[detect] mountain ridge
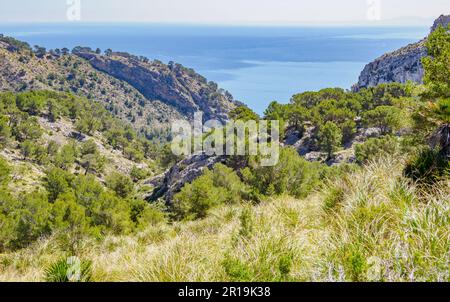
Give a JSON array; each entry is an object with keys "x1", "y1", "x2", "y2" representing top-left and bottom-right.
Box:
[
  {"x1": 0, "y1": 36, "x2": 237, "y2": 139},
  {"x1": 353, "y1": 14, "x2": 450, "y2": 91}
]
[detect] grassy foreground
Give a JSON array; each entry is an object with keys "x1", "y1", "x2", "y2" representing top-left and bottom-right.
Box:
[{"x1": 0, "y1": 157, "x2": 448, "y2": 282}]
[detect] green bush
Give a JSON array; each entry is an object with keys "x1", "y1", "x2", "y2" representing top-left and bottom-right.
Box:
[
  {"x1": 130, "y1": 166, "x2": 149, "y2": 182},
  {"x1": 136, "y1": 204, "x2": 167, "y2": 229},
  {"x1": 222, "y1": 255, "x2": 253, "y2": 281},
  {"x1": 172, "y1": 163, "x2": 248, "y2": 220},
  {"x1": 71, "y1": 175, "x2": 133, "y2": 234},
  {"x1": 53, "y1": 142, "x2": 77, "y2": 170},
  {"x1": 45, "y1": 257, "x2": 92, "y2": 282},
  {"x1": 0, "y1": 191, "x2": 52, "y2": 251},
  {"x1": 210, "y1": 164, "x2": 246, "y2": 204},
  {"x1": 14, "y1": 116, "x2": 43, "y2": 142},
  {"x1": 244, "y1": 147, "x2": 323, "y2": 198},
  {"x1": 0, "y1": 157, "x2": 11, "y2": 186},
  {"x1": 51, "y1": 195, "x2": 92, "y2": 252},
  {"x1": 362, "y1": 106, "x2": 403, "y2": 135},
  {"x1": 318, "y1": 121, "x2": 343, "y2": 159},
  {"x1": 0, "y1": 116, "x2": 11, "y2": 147},
  {"x1": 173, "y1": 170, "x2": 226, "y2": 220},
  {"x1": 44, "y1": 168, "x2": 73, "y2": 202},
  {"x1": 355, "y1": 136, "x2": 399, "y2": 164},
  {"x1": 106, "y1": 172, "x2": 134, "y2": 198},
  {"x1": 404, "y1": 148, "x2": 449, "y2": 183}
]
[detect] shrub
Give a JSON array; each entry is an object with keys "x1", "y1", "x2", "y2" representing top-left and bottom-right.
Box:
[
  {"x1": 79, "y1": 142, "x2": 105, "y2": 175},
  {"x1": 222, "y1": 256, "x2": 253, "y2": 281},
  {"x1": 124, "y1": 146, "x2": 144, "y2": 162},
  {"x1": 71, "y1": 175, "x2": 133, "y2": 234},
  {"x1": 130, "y1": 166, "x2": 149, "y2": 182},
  {"x1": 404, "y1": 148, "x2": 449, "y2": 183},
  {"x1": 362, "y1": 106, "x2": 403, "y2": 135},
  {"x1": 318, "y1": 121, "x2": 343, "y2": 159},
  {"x1": 172, "y1": 163, "x2": 248, "y2": 220},
  {"x1": 80, "y1": 139, "x2": 98, "y2": 156},
  {"x1": 287, "y1": 105, "x2": 310, "y2": 135},
  {"x1": 244, "y1": 147, "x2": 323, "y2": 198},
  {"x1": 0, "y1": 192, "x2": 52, "y2": 251},
  {"x1": 44, "y1": 168, "x2": 73, "y2": 202},
  {"x1": 210, "y1": 164, "x2": 245, "y2": 204},
  {"x1": 355, "y1": 136, "x2": 399, "y2": 164},
  {"x1": 51, "y1": 195, "x2": 92, "y2": 252},
  {"x1": 0, "y1": 116, "x2": 11, "y2": 147},
  {"x1": 0, "y1": 157, "x2": 11, "y2": 186},
  {"x1": 14, "y1": 117, "x2": 43, "y2": 142},
  {"x1": 106, "y1": 172, "x2": 134, "y2": 198},
  {"x1": 341, "y1": 120, "x2": 357, "y2": 144},
  {"x1": 137, "y1": 204, "x2": 167, "y2": 229},
  {"x1": 173, "y1": 170, "x2": 226, "y2": 220},
  {"x1": 422, "y1": 24, "x2": 450, "y2": 98},
  {"x1": 45, "y1": 257, "x2": 92, "y2": 282},
  {"x1": 53, "y1": 143, "x2": 77, "y2": 170}
]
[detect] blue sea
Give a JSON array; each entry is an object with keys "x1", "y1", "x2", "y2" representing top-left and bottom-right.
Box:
[{"x1": 0, "y1": 23, "x2": 428, "y2": 114}]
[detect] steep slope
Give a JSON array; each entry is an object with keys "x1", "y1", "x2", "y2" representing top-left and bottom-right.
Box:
[
  {"x1": 353, "y1": 40, "x2": 426, "y2": 90},
  {"x1": 0, "y1": 36, "x2": 236, "y2": 137},
  {"x1": 1, "y1": 157, "x2": 448, "y2": 282},
  {"x1": 0, "y1": 91, "x2": 156, "y2": 192},
  {"x1": 73, "y1": 49, "x2": 236, "y2": 122},
  {"x1": 353, "y1": 15, "x2": 450, "y2": 91}
]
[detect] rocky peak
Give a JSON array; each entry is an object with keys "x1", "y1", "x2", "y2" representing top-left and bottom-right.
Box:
[
  {"x1": 431, "y1": 14, "x2": 450, "y2": 32},
  {"x1": 353, "y1": 15, "x2": 449, "y2": 91}
]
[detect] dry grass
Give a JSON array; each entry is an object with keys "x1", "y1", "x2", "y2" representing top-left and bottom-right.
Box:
[{"x1": 0, "y1": 157, "x2": 448, "y2": 282}]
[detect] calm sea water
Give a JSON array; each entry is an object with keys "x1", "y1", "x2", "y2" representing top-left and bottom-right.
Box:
[{"x1": 0, "y1": 23, "x2": 428, "y2": 114}]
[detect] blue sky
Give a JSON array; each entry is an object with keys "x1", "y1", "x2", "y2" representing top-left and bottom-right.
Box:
[{"x1": 0, "y1": 0, "x2": 449, "y2": 25}]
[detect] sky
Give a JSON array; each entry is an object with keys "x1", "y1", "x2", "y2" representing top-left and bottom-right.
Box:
[{"x1": 0, "y1": 0, "x2": 449, "y2": 25}]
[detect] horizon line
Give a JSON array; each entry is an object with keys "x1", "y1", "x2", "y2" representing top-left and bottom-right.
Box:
[{"x1": 0, "y1": 17, "x2": 436, "y2": 28}]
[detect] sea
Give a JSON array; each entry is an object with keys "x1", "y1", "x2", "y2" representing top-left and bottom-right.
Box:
[{"x1": 0, "y1": 23, "x2": 429, "y2": 114}]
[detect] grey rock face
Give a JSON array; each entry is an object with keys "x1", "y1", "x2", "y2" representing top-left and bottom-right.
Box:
[
  {"x1": 353, "y1": 40, "x2": 427, "y2": 91},
  {"x1": 147, "y1": 152, "x2": 226, "y2": 203},
  {"x1": 74, "y1": 51, "x2": 236, "y2": 122},
  {"x1": 431, "y1": 15, "x2": 450, "y2": 32},
  {"x1": 353, "y1": 15, "x2": 450, "y2": 91}
]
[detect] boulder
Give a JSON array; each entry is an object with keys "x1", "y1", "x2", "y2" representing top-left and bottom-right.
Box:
[{"x1": 146, "y1": 152, "x2": 226, "y2": 203}]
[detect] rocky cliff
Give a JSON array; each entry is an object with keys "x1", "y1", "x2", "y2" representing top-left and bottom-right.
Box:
[
  {"x1": 73, "y1": 49, "x2": 235, "y2": 122},
  {"x1": 147, "y1": 152, "x2": 227, "y2": 203},
  {"x1": 353, "y1": 15, "x2": 450, "y2": 91},
  {"x1": 0, "y1": 36, "x2": 236, "y2": 137}
]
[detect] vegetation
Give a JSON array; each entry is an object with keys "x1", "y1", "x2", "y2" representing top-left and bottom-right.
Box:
[
  {"x1": 0, "y1": 91, "x2": 165, "y2": 253},
  {"x1": 44, "y1": 257, "x2": 92, "y2": 282},
  {"x1": 0, "y1": 26, "x2": 448, "y2": 282},
  {"x1": 355, "y1": 136, "x2": 399, "y2": 164},
  {"x1": 0, "y1": 157, "x2": 447, "y2": 282},
  {"x1": 263, "y1": 83, "x2": 412, "y2": 159},
  {"x1": 318, "y1": 121, "x2": 343, "y2": 159}
]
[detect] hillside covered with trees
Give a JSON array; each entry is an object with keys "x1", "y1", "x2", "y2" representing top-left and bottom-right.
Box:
[
  {"x1": 0, "y1": 25, "x2": 448, "y2": 282},
  {"x1": 0, "y1": 35, "x2": 236, "y2": 141}
]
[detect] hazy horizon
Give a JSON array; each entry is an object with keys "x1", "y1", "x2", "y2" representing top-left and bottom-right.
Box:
[
  {"x1": 0, "y1": 0, "x2": 448, "y2": 26},
  {"x1": 0, "y1": 23, "x2": 428, "y2": 113}
]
